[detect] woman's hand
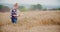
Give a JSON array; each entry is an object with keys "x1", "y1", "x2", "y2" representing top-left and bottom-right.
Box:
[
  {"x1": 13, "y1": 15, "x2": 17, "y2": 16},
  {"x1": 18, "y1": 15, "x2": 20, "y2": 17}
]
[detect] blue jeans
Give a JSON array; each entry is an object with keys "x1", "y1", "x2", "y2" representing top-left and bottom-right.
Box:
[{"x1": 11, "y1": 17, "x2": 17, "y2": 23}]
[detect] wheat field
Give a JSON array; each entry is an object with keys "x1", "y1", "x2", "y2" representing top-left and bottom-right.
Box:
[{"x1": 0, "y1": 11, "x2": 60, "y2": 32}]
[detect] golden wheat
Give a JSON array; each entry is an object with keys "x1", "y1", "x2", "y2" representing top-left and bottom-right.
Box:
[{"x1": 0, "y1": 11, "x2": 60, "y2": 32}]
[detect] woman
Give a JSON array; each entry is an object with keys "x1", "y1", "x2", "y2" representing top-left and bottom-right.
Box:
[{"x1": 11, "y1": 3, "x2": 20, "y2": 24}]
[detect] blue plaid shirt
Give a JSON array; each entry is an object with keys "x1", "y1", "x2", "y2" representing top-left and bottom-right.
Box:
[{"x1": 11, "y1": 9, "x2": 17, "y2": 18}]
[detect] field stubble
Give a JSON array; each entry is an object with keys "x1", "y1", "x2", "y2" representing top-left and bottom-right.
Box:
[{"x1": 0, "y1": 11, "x2": 60, "y2": 32}]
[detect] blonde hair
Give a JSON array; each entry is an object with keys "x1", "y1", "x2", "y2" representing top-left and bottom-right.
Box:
[{"x1": 14, "y1": 3, "x2": 18, "y2": 7}]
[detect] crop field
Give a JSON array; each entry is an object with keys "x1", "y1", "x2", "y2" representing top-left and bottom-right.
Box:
[{"x1": 0, "y1": 10, "x2": 60, "y2": 32}]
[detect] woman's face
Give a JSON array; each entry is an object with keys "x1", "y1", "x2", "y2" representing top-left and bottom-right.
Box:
[{"x1": 14, "y1": 6, "x2": 18, "y2": 9}]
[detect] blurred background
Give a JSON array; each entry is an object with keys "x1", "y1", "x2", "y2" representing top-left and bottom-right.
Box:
[
  {"x1": 0, "y1": 0, "x2": 60, "y2": 32},
  {"x1": 0, "y1": 0, "x2": 60, "y2": 12}
]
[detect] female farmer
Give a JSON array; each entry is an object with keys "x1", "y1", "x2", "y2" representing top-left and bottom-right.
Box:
[{"x1": 11, "y1": 3, "x2": 20, "y2": 24}]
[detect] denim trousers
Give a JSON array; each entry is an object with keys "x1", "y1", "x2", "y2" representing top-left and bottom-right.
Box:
[{"x1": 11, "y1": 17, "x2": 17, "y2": 23}]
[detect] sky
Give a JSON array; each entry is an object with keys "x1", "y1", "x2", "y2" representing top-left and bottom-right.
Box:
[
  {"x1": 0, "y1": 0, "x2": 60, "y2": 9},
  {"x1": 0, "y1": 0, "x2": 60, "y2": 5}
]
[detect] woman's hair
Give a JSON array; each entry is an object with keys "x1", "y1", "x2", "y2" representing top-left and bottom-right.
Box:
[{"x1": 14, "y1": 3, "x2": 18, "y2": 7}]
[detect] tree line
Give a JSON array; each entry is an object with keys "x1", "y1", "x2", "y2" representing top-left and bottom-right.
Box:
[{"x1": 0, "y1": 4, "x2": 60, "y2": 12}]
